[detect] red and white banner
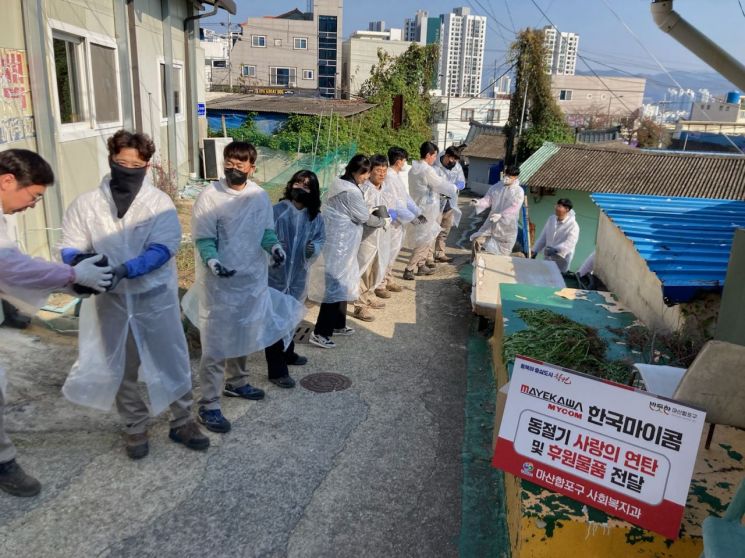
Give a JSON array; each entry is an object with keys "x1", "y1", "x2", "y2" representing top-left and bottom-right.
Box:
[{"x1": 493, "y1": 356, "x2": 706, "y2": 539}]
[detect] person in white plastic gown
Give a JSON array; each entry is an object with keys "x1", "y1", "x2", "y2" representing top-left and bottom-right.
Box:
[
  {"x1": 531, "y1": 198, "x2": 580, "y2": 273},
  {"x1": 432, "y1": 146, "x2": 467, "y2": 262},
  {"x1": 268, "y1": 169, "x2": 325, "y2": 366},
  {"x1": 469, "y1": 165, "x2": 525, "y2": 256},
  {"x1": 0, "y1": 149, "x2": 113, "y2": 496},
  {"x1": 353, "y1": 155, "x2": 393, "y2": 322},
  {"x1": 307, "y1": 155, "x2": 384, "y2": 348},
  {"x1": 183, "y1": 141, "x2": 306, "y2": 432},
  {"x1": 60, "y1": 130, "x2": 209, "y2": 460},
  {"x1": 377, "y1": 146, "x2": 421, "y2": 294},
  {"x1": 403, "y1": 142, "x2": 457, "y2": 280}
]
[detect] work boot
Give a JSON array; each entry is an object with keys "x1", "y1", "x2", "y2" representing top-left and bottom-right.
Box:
[
  {"x1": 425, "y1": 259, "x2": 436, "y2": 268},
  {"x1": 374, "y1": 288, "x2": 391, "y2": 299},
  {"x1": 125, "y1": 432, "x2": 149, "y2": 460},
  {"x1": 287, "y1": 354, "x2": 308, "y2": 365},
  {"x1": 435, "y1": 254, "x2": 454, "y2": 263},
  {"x1": 402, "y1": 269, "x2": 415, "y2": 281},
  {"x1": 353, "y1": 306, "x2": 375, "y2": 322},
  {"x1": 169, "y1": 420, "x2": 210, "y2": 451},
  {"x1": 269, "y1": 375, "x2": 296, "y2": 389},
  {"x1": 368, "y1": 299, "x2": 385, "y2": 309},
  {"x1": 385, "y1": 281, "x2": 403, "y2": 293},
  {"x1": 416, "y1": 265, "x2": 435, "y2": 276},
  {"x1": 0, "y1": 459, "x2": 41, "y2": 497}
]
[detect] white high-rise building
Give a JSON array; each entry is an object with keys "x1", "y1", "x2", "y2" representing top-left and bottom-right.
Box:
[
  {"x1": 543, "y1": 26, "x2": 579, "y2": 75},
  {"x1": 439, "y1": 7, "x2": 487, "y2": 97}
]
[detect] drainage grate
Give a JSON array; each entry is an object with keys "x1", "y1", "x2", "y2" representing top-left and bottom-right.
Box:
[
  {"x1": 300, "y1": 373, "x2": 352, "y2": 393},
  {"x1": 293, "y1": 322, "x2": 314, "y2": 344}
]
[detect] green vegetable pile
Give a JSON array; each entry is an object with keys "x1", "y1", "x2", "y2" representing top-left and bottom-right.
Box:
[{"x1": 502, "y1": 309, "x2": 633, "y2": 383}]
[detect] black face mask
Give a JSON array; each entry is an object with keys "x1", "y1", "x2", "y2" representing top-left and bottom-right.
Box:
[
  {"x1": 224, "y1": 167, "x2": 249, "y2": 186},
  {"x1": 441, "y1": 156, "x2": 456, "y2": 170},
  {"x1": 290, "y1": 189, "x2": 313, "y2": 206},
  {"x1": 109, "y1": 162, "x2": 148, "y2": 218}
]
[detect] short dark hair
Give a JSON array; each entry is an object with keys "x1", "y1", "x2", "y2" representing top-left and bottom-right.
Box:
[
  {"x1": 504, "y1": 165, "x2": 520, "y2": 177},
  {"x1": 420, "y1": 141, "x2": 438, "y2": 159},
  {"x1": 369, "y1": 154, "x2": 388, "y2": 170},
  {"x1": 107, "y1": 130, "x2": 156, "y2": 162},
  {"x1": 0, "y1": 149, "x2": 55, "y2": 188},
  {"x1": 223, "y1": 141, "x2": 258, "y2": 164},
  {"x1": 281, "y1": 169, "x2": 322, "y2": 220},
  {"x1": 444, "y1": 146, "x2": 461, "y2": 160},
  {"x1": 556, "y1": 198, "x2": 573, "y2": 210},
  {"x1": 341, "y1": 154, "x2": 371, "y2": 182},
  {"x1": 388, "y1": 146, "x2": 408, "y2": 166}
]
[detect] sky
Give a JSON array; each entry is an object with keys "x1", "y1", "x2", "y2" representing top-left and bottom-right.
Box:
[{"x1": 204, "y1": 0, "x2": 745, "y2": 83}]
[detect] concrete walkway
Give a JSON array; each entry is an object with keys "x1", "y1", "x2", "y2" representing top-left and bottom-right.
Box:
[{"x1": 0, "y1": 241, "x2": 473, "y2": 556}]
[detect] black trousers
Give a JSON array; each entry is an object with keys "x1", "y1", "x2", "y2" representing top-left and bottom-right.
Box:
[
  {"x1": 264, "y1": 339, "x2": 289, "y2": 379},
  {"x1": 314, "y1": 301, "x2": 347, "y2": 337}
]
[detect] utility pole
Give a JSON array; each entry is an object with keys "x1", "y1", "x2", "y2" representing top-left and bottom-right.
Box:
[
  {"x1": 518, "y1": 75, "x2": 530, "y2": 137},
  {"x1": 227, "y1": 13, "x2": 233, "y2": 91},
  {"x1": 443, "y1": 87, "x2": 452, "y2": 149}
]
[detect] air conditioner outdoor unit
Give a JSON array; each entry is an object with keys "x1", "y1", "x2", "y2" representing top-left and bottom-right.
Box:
[{"x1": 203, "y1": 137, "x2": 233, "y2": 180}]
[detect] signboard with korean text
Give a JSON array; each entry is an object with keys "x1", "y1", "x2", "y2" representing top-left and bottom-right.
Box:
[
  {"x1": 196, "y1": 102, "x2": 206, "y2": 117},
  {"x1": 493, "y1": 356, "x2": 706, "y2": 539},
  {"x1": 0, "y1": 48, "x2": 35, "y2": 145}
]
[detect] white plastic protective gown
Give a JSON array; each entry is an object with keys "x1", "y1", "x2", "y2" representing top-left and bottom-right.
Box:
[
  {"x1": 404, "y1": 160, "x2": 457, "y2": 249},
  {"x1": 307, "y1": 178, "x2": 368, "y2": 303},
  {"x1": 268, "y1": 200, "x2": 326, "y2": 301},
  {"x1": 60, "y1": 177, "x2": 192, "y2": 414},
  {"x1": 357, "y1": 179, "x2": 391, "y2": 287},
  {"x1": 381, "y1": 168, "x2": 419, "y2": 276},
  {"x1": 183, "y1": 180, "x2": 306, "y2": 360},
  {"x1": 532, "y1": 210, "x2": 580, "y2": 273},
  {"x1": 433, "y1": 154, "x2": 464, "y2": 228},
  {"x1": 469, "y1": 180, "x2": 525, "y2": 256}
]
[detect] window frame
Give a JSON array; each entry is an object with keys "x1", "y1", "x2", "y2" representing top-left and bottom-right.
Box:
[
  {"x1": 302, "y1": 69, "x2": 314, "y2": 80},
  {"x1": 47, "y1": 19, "x2": 123, "y2": 141},
  {"x1": 486, "y1": 109, "x2": 500, "y2": 123},
  {"x1": 252, "y1": 35, "x2": 266, "y2": 48},
  {"x1": 460, "y1": 108, "x2": 474, "y2": 122},
  {"x1": 269, "y1": 66, "x2": 297, "y2": 87},
  {"x1": 242, "y1": 65, "x2": 257, "y2": 78},
  {"x1": 158, "y1": 59, "x2": 186, "y2": 124},
  {"x1": 294, "y1": 37, "x2": 308, "y2": 50},
  {"x1": 559, "y1": 89, "x2": 573, "y2": 101}
]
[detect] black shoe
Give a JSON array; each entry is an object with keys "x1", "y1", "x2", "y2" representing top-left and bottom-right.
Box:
[
  {"x1": 223, "y1": 382, "x2": 265, "y2": 400},
  {"x1": 198, "y1": 407, "x2": 232, "y2": 434},
  {"x1": 287, "y1": 354, "x2": 308, "y2": 366},
  {"x1": 0, "y1": 459, "x2": 41, "y2": 497},
  {"x1": 169, "y1": 420, "x2": 210, "y2": 451},
  {"x1": 269, "y1": 375, "x2": 296, "y2": 389},
  {"x1": 403, "y1": 269, "x2": 415, "y2": 281},
  {"x1": 125, "y1": 432, "x2": 149, "y2": 460}
]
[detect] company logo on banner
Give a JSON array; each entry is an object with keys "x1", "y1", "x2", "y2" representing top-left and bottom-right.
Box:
[{"x1": 493, "y1": 356, "x2": 706, "y2": 539}]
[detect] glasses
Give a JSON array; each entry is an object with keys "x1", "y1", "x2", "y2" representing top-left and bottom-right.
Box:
[{"x1": 26, "y1": 190, "x2": 44, "y2": 204}]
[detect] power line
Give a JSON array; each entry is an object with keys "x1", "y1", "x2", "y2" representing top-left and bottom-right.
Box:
[
  {"x1": 738, "y1": 0, "x2": 745, "y2": 18},
  {"x1": 502, "y1": 0, "x2": 517, "y2": 33}
]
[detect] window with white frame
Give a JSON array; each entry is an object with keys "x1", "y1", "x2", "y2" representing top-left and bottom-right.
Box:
[
  {"x1": 294, "y1": 37, "x2": 308, "y2": 50},
  {"x1": 486, "y1": 109, "x2": 500, "y2": 123},
  {"x1": 252, "y1": 35, "x2": 266, "y2": 47},
  {"x1": 559, "y1": 89, "x2": 573, "y2": 101},
  {"x1": 302, "y1": 69, "x2": 314, "y2": 80},
  {"x1": 50, "y1": 23, "x2": 121, "y2": 129},
  {"x1": 242, "y1": 65, "x2": 256, "y2": 77},
  {"x1": 160, "y1": 62, "x2": 183, "y2": 119},
  {"x1": 270, "y1": 67, "x2": 296, "y2": 87},
  {"x1": 461, "y1": 108, "x2": 474, "y2": 122}
]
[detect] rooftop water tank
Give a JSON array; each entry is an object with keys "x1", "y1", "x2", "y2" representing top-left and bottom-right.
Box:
[{"x1": 726, "y1": 91, "x2": 741, "y2": 104}]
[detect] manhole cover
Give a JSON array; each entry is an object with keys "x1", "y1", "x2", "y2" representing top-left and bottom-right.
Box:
[{"x1": 300, "y1": 373, "x2": 352, "y2": 393}]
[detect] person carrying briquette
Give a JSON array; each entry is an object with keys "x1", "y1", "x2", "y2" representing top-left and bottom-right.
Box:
[
  {"x1": 183, "y1": 141, "x2": 306, "y2": 434},
  {"x1": 353, "y1": 154, "x2": 392, "y2": 323},
  {"x1": 0, "y1": 149, "x2": 113, "y2": 496},
  {"x1": 268, "y1": 169, "x2": 325, "y2": 369},
  {"x1": 402, "y1": 142, "x2": 458, "y2": 281},
  {"x1": 531, "y1": 198, "x2": 580, "y2": 273},
  {"x1": 469, "y1": 165, "x2": 524, "y2": 256},
  {"x1": 60, "y1": 130, "x2": 209, "y2": 461},
  {"x1": 432, "y1": 145, "x2": 466, "y2": 263},
  {"x1": 307, "y1": 154, "x2": 385, "y2": 348}
]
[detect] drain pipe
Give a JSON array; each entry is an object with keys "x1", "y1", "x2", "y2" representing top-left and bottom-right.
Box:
[{"x1": 651, "y1": 0, "x2": 745, "y2": 91}]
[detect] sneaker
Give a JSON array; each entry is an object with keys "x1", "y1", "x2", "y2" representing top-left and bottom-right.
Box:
[
  {"x1": 198, "y1": 407, "x2": 232, "y2": 434},
  {"x1": 309, "y1": 332, "x2": 336, "y2": 348},
  {"x1": 333, "y1": 326, "x2": 355, "y2": 336},
  {"x1": 353, "y1": 306, "x2": 375, "y2": 322},
  {"x1": 0, "y1": 459, "x2": 41, "y2": 497},
  {"x1": 416, "y1": 265, "x2": 435, "y2": 276},
  {"x1": 386, "y1": 282, "x2": 403, "y2": 293},
  {"x1": 269, "y1": 375, "x2": 296, "y2": 389},
  {"x1": 224, "y1": 382, "x2": 265, "y2": 401},
  {"x1": 374, "y1": 288, "x2": 391, "y2": 299},
  {"x1": 125, "y1": 432, "x2": 149, "y2": 460},
  {"x1": 287, "y1": 354, "x2": 308, "y2": 366},
  {"x1": 402, "y1": 269, "x2": 415, "y2": 281},
  {"x1": 435, "y1": 254, "x2": 454, "y2": 263},
  {"x1": 169, "y1": 420, "x2": 210, "y2": 451}
]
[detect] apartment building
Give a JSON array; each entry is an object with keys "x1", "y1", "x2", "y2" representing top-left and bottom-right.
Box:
[
  {"x1": 543, "y1": 26, "x2": 579, "y2": 76},
  {"x1": 438, "y1": 7, "x2": 486, "y2": 98}
]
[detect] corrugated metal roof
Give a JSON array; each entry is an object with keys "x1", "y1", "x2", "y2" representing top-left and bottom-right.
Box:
[
  {"x1": 592, "y1": 193, "x2": 745, "y2": 303},
  {"x1": 527, "y1": 144, "x2": 745, "y2": 199},
  {"x1": 518, "y1": 142, "x2": 560, "y2": 183}
]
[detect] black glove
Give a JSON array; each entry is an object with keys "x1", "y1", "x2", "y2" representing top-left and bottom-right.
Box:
[
  {"x1": 107, "y1": 264, "x2": 129, "y2": 291},
  {"x1": 70, "y1": 253, "x2": 110, "y2": 295},
  {"x1": 371, "y1": 205, "x2": 390, "y2": 219},
  {"x1": 208, "y1": 259, "x2": 237, "y2": 277}
]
